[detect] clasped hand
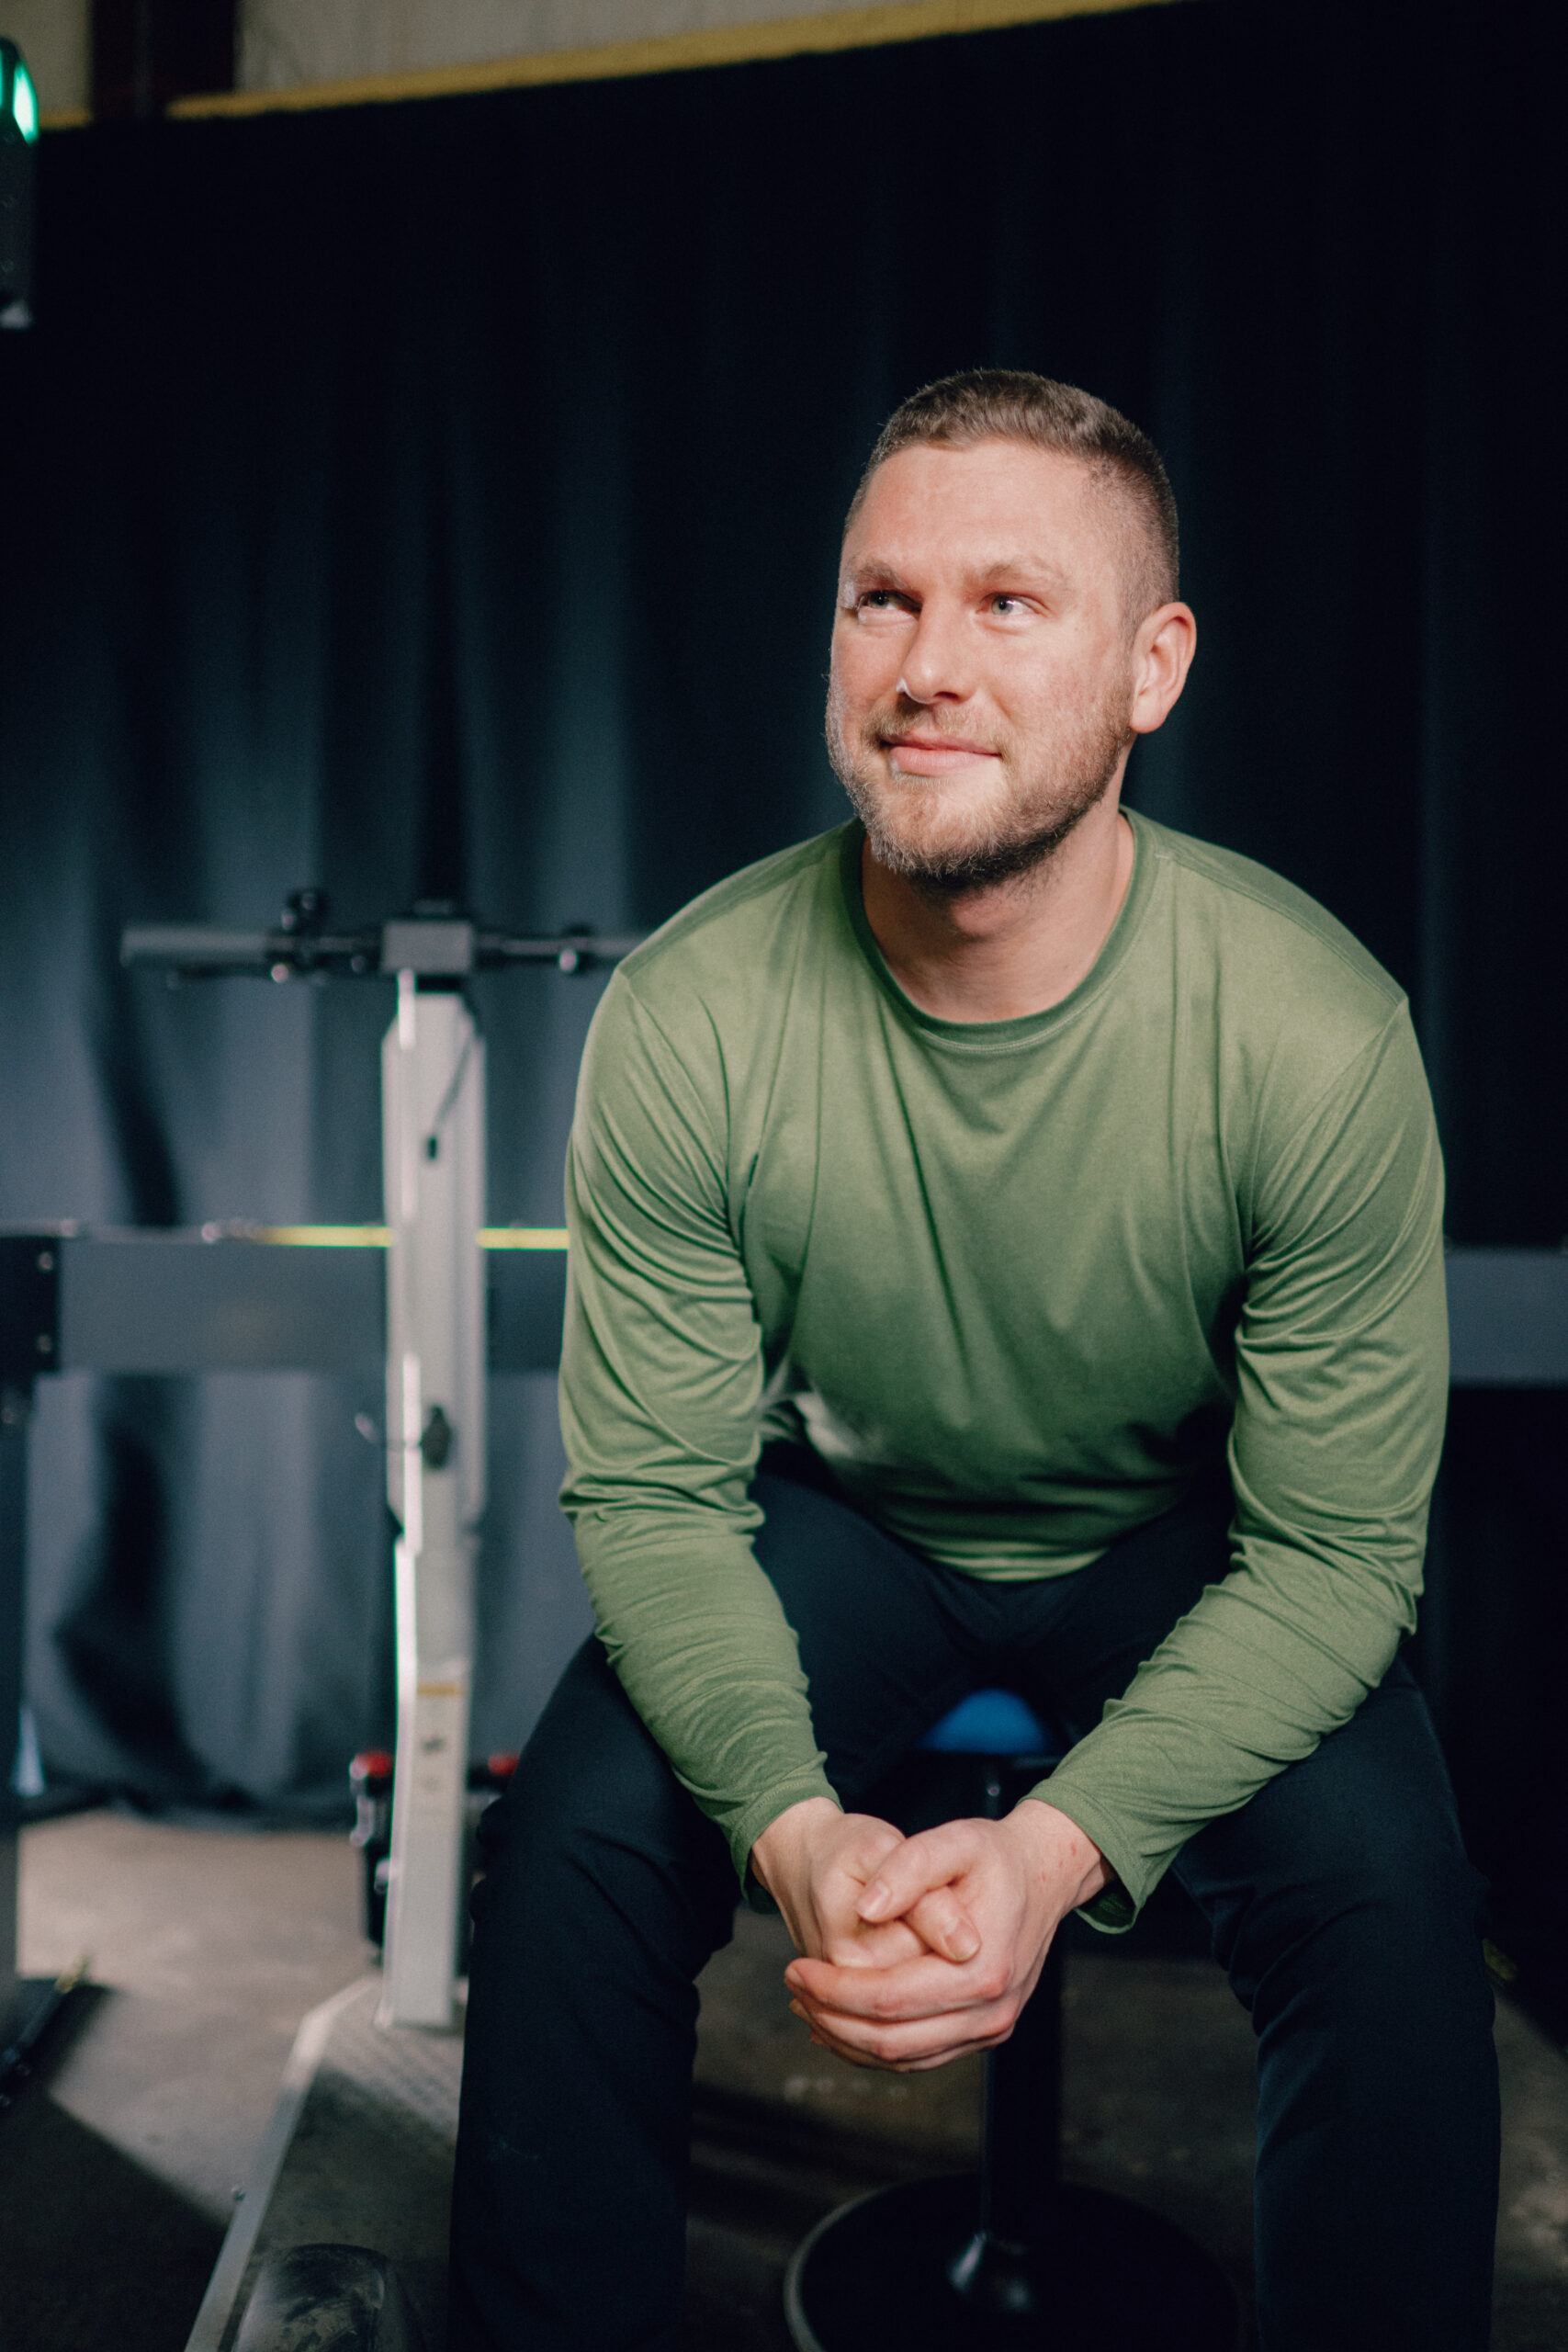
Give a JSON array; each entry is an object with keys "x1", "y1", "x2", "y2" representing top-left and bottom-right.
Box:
[{"x1": 750, "y1": 1794, "x2": 1109, "y2": 2075}]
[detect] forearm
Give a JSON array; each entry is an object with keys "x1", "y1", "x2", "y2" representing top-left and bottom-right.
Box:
[
  {"x1": 1043, "y1": 1510, "x2": 1427, "y2": 1916},
  {"x1": 574, "y1": 1511, "x2": 838, "y2": 1881}
]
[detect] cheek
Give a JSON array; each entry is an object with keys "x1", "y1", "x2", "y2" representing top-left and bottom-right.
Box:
[
  {"x1": 999, "y1": 645, "x2": 1111, "y2": 731},
  {"x1": 832, "y1": 625, "x2": 905, "y2": 708}
]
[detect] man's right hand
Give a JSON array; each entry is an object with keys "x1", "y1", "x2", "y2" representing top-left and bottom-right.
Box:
[{"x1": 750, "y1": 1797, "x2": 981, "y2": 1972}]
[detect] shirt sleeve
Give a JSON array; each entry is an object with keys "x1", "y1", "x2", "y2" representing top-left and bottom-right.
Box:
[
  {"x1": 558, "y1": 973, "x2": 839, "y2": 1886},
  {"x1": 1042, "y1": 1004, "x2": 1449, "y2": 1927}
]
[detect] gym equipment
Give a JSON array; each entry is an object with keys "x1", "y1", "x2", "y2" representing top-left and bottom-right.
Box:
[
  {"x1": 114, "y1": 891, "x2": 637, "y2": 2027},
  {"x1": 349, "y1": 1749, "x2": 517, "y2": 1954},
  {"x1": 0, "y1": 890, "x2": 636, "y2": 2059}
]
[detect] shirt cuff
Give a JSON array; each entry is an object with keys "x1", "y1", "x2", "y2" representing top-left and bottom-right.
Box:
[
  {"x1": 723, "y1": 1771, "x2": 842, "y2": 1905},
  {"x1": 1022, "y1": 1775, "x2": 1147, "y2": 1935}
]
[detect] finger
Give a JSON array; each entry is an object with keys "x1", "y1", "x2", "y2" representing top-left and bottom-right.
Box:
[
  {"x1": 794, "y1": 1996, "x2": 1017, "y2": 2072},
  {"x1": 820, "y1": 1916, "x2": 930, "y2": 1971},
  {"x1": 786, "y1": 1948, "x2": 1007, "y2": 2022},
  {"x1": 793, "y1": 2000, "x2": 882, "y2": 2070},
  {"x1": 904, "y1": 1886, "x2": 981, "y2": 1964},
  {"x1": 856, "y1": 1820, "x2": 987, "y2": 1923},
  {"x1": 830, "y1": 1901, "x2": 976, "y2": 1967}
]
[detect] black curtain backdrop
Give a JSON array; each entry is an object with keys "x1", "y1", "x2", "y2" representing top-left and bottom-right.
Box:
[{"x1": 1, "y1": 2, "x2": 1562, "y2": 1950}]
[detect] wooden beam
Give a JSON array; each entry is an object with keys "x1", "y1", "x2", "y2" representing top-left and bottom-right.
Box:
[{"x1": 168, "y1": 0, "x2": 1181, "y2": 123}]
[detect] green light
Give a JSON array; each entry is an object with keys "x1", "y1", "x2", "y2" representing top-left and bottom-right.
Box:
[{"x1": 12, "y1": 59, "x2": 37, "y2": 142}]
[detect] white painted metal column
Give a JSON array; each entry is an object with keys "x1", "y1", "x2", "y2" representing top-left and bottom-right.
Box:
[{"x1": 379, "y1": 970, "x2": 486, "y2": 2030}]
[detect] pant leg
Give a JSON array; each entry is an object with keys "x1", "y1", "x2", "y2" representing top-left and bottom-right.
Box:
[
  {"x1": 1175, "y1": 1663, "x2": 1498, "y2": 2352},
  {"x1": 1009, "y1": 1503, "x2": 1499, "y2": 2352},
  {"x1": 448, "y1": 1636, "x2": 737, "y2": 2352},
  {"x1": 448, "y1": 1462, "x2": 991, "y2": 2352}
]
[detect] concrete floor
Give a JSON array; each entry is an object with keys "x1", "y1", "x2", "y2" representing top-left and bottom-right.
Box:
[
  {"x1": 5, "y1": 1809, "x2": 1568, "y2": 2349},
  {"x1": 6, "y1": 1811, "x2": 369, "y2": 2352}
]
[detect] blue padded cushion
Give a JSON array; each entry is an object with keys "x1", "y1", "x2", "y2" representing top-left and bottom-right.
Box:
[{"x1": 919, "y1": 1689, "x2": 1053, "y2": 1757}]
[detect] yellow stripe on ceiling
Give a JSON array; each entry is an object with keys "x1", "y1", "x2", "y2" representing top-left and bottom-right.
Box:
[{"x1": 165, "y1": 0, "x2": 1179, "y2": 121}]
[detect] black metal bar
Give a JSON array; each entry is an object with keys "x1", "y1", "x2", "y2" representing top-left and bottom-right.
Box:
[
  {"x1": 0, "y1": 1237, "x2": 60, "y2": 1392},
  {"x1": 8, "y1": 1229, "x2": 567, "y2": 1378},
  {"x1": 120, "y1": 919, "x2": 644, "y2": 981},
  {"x1": 56, "y1": 1231, "x2": 385, "y2": 1375},
  {"x1": 0, "y1": 1389, "x2": 28, "y2": 2044},
  {"x1": 983, "y1": 1940, "x2": 1064, "y2": 2253}
]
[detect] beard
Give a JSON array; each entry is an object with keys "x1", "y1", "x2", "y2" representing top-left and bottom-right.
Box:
[{"x1": 826, "y1": 673, "x2": 1134, "y2": 894}]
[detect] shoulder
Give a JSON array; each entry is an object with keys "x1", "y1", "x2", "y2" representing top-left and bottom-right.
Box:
[
  {"x1": 1129, "y1": 817, "x2": 1431, "y2": 1172},
  {"x1": 1134, "y1": 814, "x2": 1407, "y2": 1059},
  {"x1": 620, "y1": 825, "x2": 849, "y2": 980},
  {"x1": 579, "y1": 825, "x2": 850, "y2": 1114},
  {"x1": 613, "y1": 825, "x2": 851, "y2": 1026},
  {"x1": 1138, "y1": 815, "x2": 1403, "y2": 1012}
]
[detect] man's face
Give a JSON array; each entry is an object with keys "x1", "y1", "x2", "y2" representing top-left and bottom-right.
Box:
[{"x1": 826, "y1": 438, "x2": 1143, "y2": 890}]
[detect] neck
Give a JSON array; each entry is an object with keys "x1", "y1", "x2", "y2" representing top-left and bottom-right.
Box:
[{"x1": 860, "y1": 794, "x2": 1135, "y2": 1023}]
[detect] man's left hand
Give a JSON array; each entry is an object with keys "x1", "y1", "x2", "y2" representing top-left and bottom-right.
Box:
[{"x1": 784, "y1": 1799, "x2": 1111, "y2": 2073}]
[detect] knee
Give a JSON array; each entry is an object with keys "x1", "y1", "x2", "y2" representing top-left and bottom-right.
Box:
[
  {"x1": 1242, "y1": 1871, "x2": 1490, "y2": 2064},
  {"x1": 1204, "y1": 1793, "x2": 1488, "y2": 2018},
  {"x1": 479, "y1": 1637, "x2": 680, "y2": 1864},
  {"x1": 468, "y1": 1640, "x2": 734, "y2": 1961}
]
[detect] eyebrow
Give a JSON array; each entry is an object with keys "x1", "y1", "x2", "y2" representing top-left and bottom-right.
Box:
[{"x1": 842, "y1": 550, "x2": 1073, "y2": 594}]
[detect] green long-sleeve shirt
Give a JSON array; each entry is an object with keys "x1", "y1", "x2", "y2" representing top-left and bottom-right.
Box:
[{"x1": 558, "y1": 813, "x2": 1447, "y2": 1922}]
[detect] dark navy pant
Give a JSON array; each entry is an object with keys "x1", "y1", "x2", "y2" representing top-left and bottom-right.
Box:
[{"x1": 450, "y1": 1458, "x2": 1500, "y2": 2350}]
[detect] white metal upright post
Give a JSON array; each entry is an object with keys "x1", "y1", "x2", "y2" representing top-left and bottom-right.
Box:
[{"x1": 379, "y1": 971, "x2": 486, "y2": 2030}]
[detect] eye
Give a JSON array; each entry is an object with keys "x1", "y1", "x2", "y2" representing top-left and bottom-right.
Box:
[
  {"x1": 987, "y1": 593, "x2": 1032, "y2": 617},
  {"x1": 850, "y1": 587, "x2": 916, "y2": 624}
]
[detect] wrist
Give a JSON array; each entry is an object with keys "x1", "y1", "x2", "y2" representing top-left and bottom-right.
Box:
[
  {"x1": 1006, "y1": 1796, "x2": 1112, "y2": 1910},
  {"x1": 750, "y1": 1796, "x2": 842, "y2": 1900}
]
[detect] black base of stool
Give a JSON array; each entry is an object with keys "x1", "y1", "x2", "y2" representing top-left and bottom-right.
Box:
[{"x1": 784, "y1": 2174, "x2": 1238, "y2": 2352}]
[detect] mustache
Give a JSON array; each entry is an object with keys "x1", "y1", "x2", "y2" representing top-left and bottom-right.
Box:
[{"x1": 858, "y1": 694, "x2": 1006, "y2": 761}]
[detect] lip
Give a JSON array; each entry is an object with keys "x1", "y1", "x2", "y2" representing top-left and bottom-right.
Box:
[{"x1": 881, "y1": 734, "x2": 1001, "y2": 774}]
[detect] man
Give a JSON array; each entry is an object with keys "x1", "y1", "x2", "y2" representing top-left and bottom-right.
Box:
[{"x1": 451, "y1": 372, "x2": 1498, "y2": 2351}]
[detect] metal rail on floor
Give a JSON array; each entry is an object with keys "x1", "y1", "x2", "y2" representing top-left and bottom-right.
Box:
[{"x1": 183, "y1": 1976, "x2": 379, "y2": 2352}]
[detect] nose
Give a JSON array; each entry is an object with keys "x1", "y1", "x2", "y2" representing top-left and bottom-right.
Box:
[{"x1": 897, "y1": 601, "x2": 974, "y2": 704}]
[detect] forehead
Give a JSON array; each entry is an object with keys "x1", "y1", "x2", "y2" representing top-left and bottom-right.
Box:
[{"x1": 843, "y1": 438, "x2": 1115, "y2": 579}]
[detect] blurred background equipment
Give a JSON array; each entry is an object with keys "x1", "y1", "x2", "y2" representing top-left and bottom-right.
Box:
[
  {"x1": 101, "y1": 899, "x2": 633, "y2": 2028},
  {"x1": 0, "y1": 36, "x2": 38, "y2": 325}
]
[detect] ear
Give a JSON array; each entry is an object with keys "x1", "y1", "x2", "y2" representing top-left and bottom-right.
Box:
[{"x1": 1128, "y1": 603, "x2": 1197, "y2": 736}]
